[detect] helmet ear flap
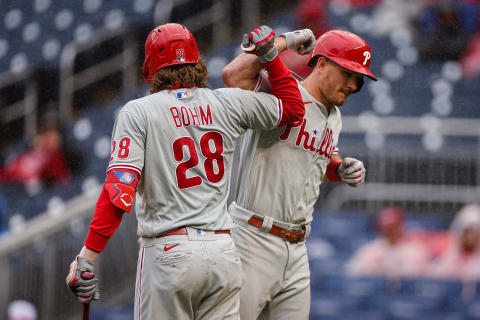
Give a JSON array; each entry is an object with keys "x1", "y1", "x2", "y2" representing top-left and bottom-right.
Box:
[{"x1": 354, "y1": 76, "x2": 364, "y2": 93}]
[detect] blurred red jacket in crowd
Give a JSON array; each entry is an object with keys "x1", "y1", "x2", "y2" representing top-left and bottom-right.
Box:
[{"x1": 0, "y1": 127, "x2": 71, "y2": 186}]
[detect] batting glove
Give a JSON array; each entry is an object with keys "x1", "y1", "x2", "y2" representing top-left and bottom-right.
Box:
[
  {"x1": 66, "y1": 256, "x2": 100, "y2": 304},
  {"x1": 248, "y1": 26, "x2": 278, "y2": 63},
  {"x1": 338, "y1": 157, "x2": 366, "y2": 187},
  {"x1": 282, "y1": 29, "x2": 316, "y2": 55}
]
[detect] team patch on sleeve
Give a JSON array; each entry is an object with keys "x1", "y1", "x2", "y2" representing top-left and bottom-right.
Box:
[
  {"x1": 105, "y1": 183, "x2": 136, "y2": 213},
  {"x1": 113, "y1": 170, "x2": 136, "y2": 184},
  {"x1": 104, "y1": 169, "x2": 139, "y2": 213}
]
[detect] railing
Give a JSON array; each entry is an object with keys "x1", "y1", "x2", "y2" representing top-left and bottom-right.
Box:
[
  {"x1": 0, "y1": 186, "x2": 139, "y2": 319},
  {"x1": 0, "y1": 71, "x2": 38, "y2": 141},
  {"x1": 58, "y1": 25, "x2": 138, "y2": 122},
  {"x1": 319, "y1": 116, "x2": 480, "y2": 214},
  {"x1": 154, "y1": 0, "x2": 232, "y2": 46}
]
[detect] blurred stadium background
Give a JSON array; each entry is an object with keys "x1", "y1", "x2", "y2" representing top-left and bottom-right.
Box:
[{"x1": 1, "y1": 0, "x2": 480, "y2": 319}]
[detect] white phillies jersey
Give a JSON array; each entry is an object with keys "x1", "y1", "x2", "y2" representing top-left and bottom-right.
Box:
[
  {"x1": 107, "y1": 87, "x2": 283, "y2": 237},
  {"x1": 235, "y1": 72, "x2": 342, "y2": 225}
]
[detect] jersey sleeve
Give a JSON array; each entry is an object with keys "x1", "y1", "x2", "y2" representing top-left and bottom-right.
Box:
[
  {"x1": 107, "y1": 104, "x2": 146, "y2": 175},
  {"x1": 217, "y1": 87, "x2": 283, "y2": 131},
  {"x1": 254, "y1": 70, "x2": 272, "y2": 94}
]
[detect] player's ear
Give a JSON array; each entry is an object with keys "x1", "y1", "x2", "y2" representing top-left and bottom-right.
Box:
[{"x1": 315, "y1": 57, "x2": 329, "y2": 71}]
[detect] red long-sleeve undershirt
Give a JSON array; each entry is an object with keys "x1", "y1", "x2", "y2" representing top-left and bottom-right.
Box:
[
  {"x1": 84, "y1": 168, "x2": 139, "y2": 252},
  {"x1": 262, "y1": 55, "x2": 305, "y2": 126},
  {"x1": 84, "y1": 185, "x2": 124, "y2": 252}
]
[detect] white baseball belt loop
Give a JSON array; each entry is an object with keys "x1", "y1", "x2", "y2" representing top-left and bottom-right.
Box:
[
  {"x1": 304, "y1": 224, "x2": 311, "y2": 239},
  {"x1": 259, "y1": 215, "x2": 274, "y2": 232}
]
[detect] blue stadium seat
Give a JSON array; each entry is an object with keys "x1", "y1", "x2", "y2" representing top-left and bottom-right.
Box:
[
  {"x1": 367, "y1": 292, "x2": 445, "y2": 319},
  {"x1": 313, "y1": 274, "x2": 387, "y2": 298},
  {"x1": 91, "y1": 305, "x2": 134, "y2": 320},
  {"x1": 310, "y1": 293, "x2": 366, "y2": 318},
  {"x1": 311, "y1": 212, "x2": 372, "y2": 238},
  {"x1": 398, "y1": 278, "x2": 463, "y2": 300}
]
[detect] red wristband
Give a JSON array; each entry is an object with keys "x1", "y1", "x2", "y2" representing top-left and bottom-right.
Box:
[{"x1": 326, "y1": 158, "x2": 342, "y2": 182}]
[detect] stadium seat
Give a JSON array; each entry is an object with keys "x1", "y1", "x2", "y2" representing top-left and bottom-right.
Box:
[
  {"x1": 398, "y1": 278, "x2": 463, "y2": 301},
  {"x1": 91, "y1": 305, "x2": 134, "y2": 320},
  {"x1": 367, "y1": 292, "x2": 445, "y2": 319},
  {"x1": 310, "y1": 293, "x2": 366, "y2": 318}
]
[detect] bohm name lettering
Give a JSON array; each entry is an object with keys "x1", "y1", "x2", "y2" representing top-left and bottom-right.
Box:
[{"x1": 170, "y1": 104, "x2": 213, "y2": 128}]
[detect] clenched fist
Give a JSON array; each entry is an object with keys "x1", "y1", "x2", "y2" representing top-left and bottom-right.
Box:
[
  {"x1": 338, "y1": 157, "x2": 366, "y2": 187},
  {"x1": 248, "y1": 25, "x2": 278, "y2": 63},
  {"x1": 282, "y1": 29, "x2": 316, "y2": 55},
  {"x1": 66, "y1": 256, "x2": 100, "y2": 304}
]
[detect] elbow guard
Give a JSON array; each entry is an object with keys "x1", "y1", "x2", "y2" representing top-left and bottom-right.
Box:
[{"x1": 104, "y1": 169, "x2": 140, "y2": 213}]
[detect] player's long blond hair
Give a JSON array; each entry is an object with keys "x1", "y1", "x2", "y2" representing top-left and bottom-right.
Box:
[{"x1": 150, "y1": 58, "x2": 209, "y2": 93}]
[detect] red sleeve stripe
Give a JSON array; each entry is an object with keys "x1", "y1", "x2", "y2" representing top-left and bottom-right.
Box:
[
  {"x1": 275, "y1": 98, "x2": 283, "y2": 127},
  {"x1": 107, "y1": 164, "x2": 142, "y2": 175},
  {"x1": 255, "y1": 31, "x2": 275, "y2": 45}
]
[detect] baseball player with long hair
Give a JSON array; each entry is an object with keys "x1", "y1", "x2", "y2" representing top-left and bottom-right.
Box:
[
  {"x1": 65, "y1": 23, "x2": 304, "y2": 319},
  {"x1": 222, "y1": 29, "x2": 376, "y2": 319}
]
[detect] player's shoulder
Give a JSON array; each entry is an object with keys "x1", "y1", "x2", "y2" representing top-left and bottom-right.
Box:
[
  {"x1": 115, "y1": 94, "x2": 158, "y2": 120},
  {"x1": 213, "y1": 87, "x2": 260, "y2": 102}
]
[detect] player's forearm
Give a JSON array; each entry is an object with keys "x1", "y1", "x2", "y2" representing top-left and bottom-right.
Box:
[
  {"x1": 84, "y1": 185, "x2": 125, "y2": 252},
  {"x1": 263, "y1": 55, "x2": 304, "y2": 125},
  {"x1": 78, "y1": 245, "x2": 100, "y2": 263},
  {"x1": 222, "y1": 37, "x2": 288, "y2": 90},
  {"x1": 222, "y1": 52, "x2": 261, "y2": 90}
]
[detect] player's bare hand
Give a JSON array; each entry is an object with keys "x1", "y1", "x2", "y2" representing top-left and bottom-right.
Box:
[
  {"x1": 66, "y1": 256, "x2": 100, "y2": 304},
  {"x1": 338, "y1": 157, "x2": 365, "y2": 187},
  {"x1": 282, "y1": 29, "x2": 316, "y2": 55},
  {"x1": 246, "y1": 26, "x2": 278, "y2": 63}
]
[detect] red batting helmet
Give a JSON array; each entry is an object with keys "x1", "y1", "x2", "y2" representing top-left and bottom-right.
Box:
[
  {"x1": 142, "y1": 23, "x2": 199, "y2": 85},
  {"x1": 308, "y1": 29, "x2": 377, "y2": 81}
]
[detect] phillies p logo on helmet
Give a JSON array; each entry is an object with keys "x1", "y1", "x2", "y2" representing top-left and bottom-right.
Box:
[
  {"x1": 363, "y1": 51, "x2": 371, "y2": 66},
  {"x1": 308, "y1": 29, "x2": 377, "y2": 81}
]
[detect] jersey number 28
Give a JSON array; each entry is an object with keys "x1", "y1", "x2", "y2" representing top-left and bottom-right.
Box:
[{"x1": 173, "y1": 131, "x2": 224, "y2": 189}]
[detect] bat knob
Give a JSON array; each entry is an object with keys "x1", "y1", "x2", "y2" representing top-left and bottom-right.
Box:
[
  {"x1": 241, "y1": 34, "x2": 255, "y2": 53},
  {"x1": 80, "y1": 271, "x2": 94, "y2": 280}
]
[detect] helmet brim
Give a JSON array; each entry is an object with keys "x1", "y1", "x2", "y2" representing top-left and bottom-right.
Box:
[{"x1": 330, "y1": 56, "x2": 377, "y2": 81}]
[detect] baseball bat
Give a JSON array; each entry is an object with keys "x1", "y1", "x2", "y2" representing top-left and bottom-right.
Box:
[
  {"x1": 80, "y1": 271, "x2": 95, "y2": 320},
  {"x1": 240, "y1": 34, "x2": 255, "y2": 53},
  {"x1": 83, "y1": 303, "x2": 90, "y2": 320}
]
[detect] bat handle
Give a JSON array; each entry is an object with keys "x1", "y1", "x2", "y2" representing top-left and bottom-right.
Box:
[
  {"x1": 240, "y1": 34, "x2": 255, "y2": 53},
  {"x1": 83, "y1": 303, "x2": 90, "y2": 320}
]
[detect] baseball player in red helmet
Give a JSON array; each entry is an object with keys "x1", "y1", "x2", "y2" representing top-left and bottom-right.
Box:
[
  {"x1": 66, "y1": 23, "x2": 304, "y2": 319},
  {"x1": 222, "y1": 28, "x2": 376, "y2": 319}
]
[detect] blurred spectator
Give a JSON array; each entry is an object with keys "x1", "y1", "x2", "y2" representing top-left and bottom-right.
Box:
[
  {"x1": 294, "y1": 0, "x2": 330, "y2": 37},
  {"x1": 370, "y1": 0, "x2": 428, "y2": 37},
  {"x1": 0, "y1": 124, "x2": 72, "y2": 187},
  {"x1": 428, "y1": 204, "x2": 480, "y2": 280},
  {"x1": 460, "y1": 31, "x2": 480, "y2": 78},
  {"x1": 345, "y1": 206, "x2": 430, "y2": 278},
  {"x1": 415, "y1": 0, "x2": 478, "y2": 61},
  {"x1": 7, "y1": 300, "x2": 37, "y2": 320},
  {"x1": 280, "y1": 0, "x2": 331, "y2": 79}
]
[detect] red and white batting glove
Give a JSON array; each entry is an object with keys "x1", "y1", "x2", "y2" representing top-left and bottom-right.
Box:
[
  {"x1": 338, "y1": 157, "x2": 366, "y2": 187},
  {"x1": 248, "y1": 25, "x2": 278, "y2": 63},
  {"x1": 66, "y1": 256, "x2": 100, "y2": 304},
  {"x1": 281, "y1": 29, "x2": 316, "y2": 55}
]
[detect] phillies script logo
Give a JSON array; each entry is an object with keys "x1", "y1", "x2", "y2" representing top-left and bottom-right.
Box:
[{"x1": 279, "y1": 118, "x2": 336, "y2": 159}]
